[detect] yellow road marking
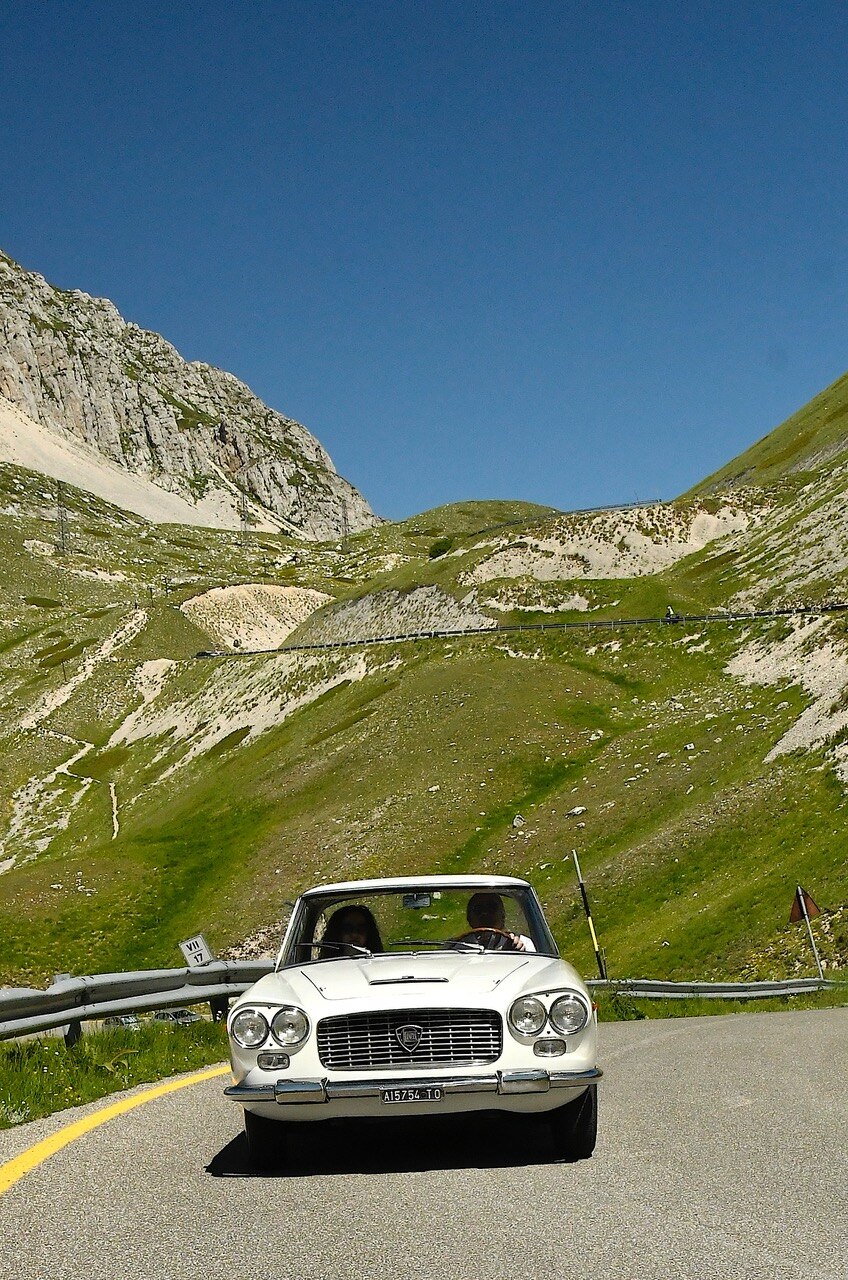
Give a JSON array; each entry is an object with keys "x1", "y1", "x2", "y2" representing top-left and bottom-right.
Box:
[{"x1": 0, "y1": 1063, "x2": 230, "y2": 1196}]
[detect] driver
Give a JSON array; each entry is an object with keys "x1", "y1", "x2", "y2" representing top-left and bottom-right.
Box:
[{"x1": 458, "y1": 892, "x2": 535, "y2": 952}]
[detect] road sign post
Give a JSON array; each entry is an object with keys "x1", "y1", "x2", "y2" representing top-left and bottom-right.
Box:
[
  {"x1": 789, "y1": 886, "x2": 824, "y2": 979},
  {"x1": 179, "y1": 934, "x2": 215, "y2": 967},
  {"x1": 178, "y1": 934, "x2": 225, "y2": 1021},
  {"x1": 572, "y1": 850, "x2": 607, "y2": 979}
]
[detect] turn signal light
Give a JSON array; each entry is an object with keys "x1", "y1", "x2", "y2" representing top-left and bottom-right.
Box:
[
  {"x1": 258, "y1": 1051, "x2": 290, "y2": 1069},
  {"x1": 533, "y1": 1038, "x2": 566, "y2": 1057}
]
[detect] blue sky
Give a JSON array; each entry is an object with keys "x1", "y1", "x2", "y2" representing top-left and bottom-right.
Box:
[{"x1": 2, "y1": 1, "x2": 847, "y2": 519}]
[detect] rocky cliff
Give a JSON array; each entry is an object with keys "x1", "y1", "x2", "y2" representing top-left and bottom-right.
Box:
[{"x1": 0, "y1": 250, "x2": 378, "y2": 539}]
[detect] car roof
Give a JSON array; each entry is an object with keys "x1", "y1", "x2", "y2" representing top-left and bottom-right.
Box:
[{"x1": 300, "y1": 874, "x2": 532, "y2": 898}]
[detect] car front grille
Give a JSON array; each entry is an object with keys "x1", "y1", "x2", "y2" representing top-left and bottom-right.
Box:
[{"x1": 316, "y1": 1008, "x2": 502, "y2": 1071}]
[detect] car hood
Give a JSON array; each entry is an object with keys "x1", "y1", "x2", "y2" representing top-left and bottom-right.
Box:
[{"x1": 240, "y1": 951, "x2": 587, "y2": 1009}]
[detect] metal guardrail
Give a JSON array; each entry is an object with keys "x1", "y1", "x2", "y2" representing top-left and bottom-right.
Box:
[
  {"x1": 0, "y1": 960, "x2": 272, "y2": 1044},
  {"x1": 193, "y1": 601, "x2": 848, "y2": 660},
  {"x1": 587, "y1": 977, "x2": 841, "y2": 1000},
  {"x1": 0, "y1": 965, "x2": 841, "y2": 1046}
]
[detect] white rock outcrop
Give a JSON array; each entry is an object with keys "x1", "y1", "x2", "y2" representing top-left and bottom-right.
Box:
[
  {"x1": 0, "y1": 250, "x2": 377, "y2": 539},
  {"x1": 464, "y1": 504, "x2": 754, "y2": 583}
]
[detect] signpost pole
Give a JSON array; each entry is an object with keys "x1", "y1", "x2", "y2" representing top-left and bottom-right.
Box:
[
  {"x1": 795, "y1": 885, "x2": 824, "y2": 980},
  {"x1": 573, "y1": 850, "x2": 607, "y2": 979}
]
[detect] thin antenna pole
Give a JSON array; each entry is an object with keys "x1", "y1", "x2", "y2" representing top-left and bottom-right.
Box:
[{"x1": 231, "y1": 452, "x2": 266, "y2": 548}]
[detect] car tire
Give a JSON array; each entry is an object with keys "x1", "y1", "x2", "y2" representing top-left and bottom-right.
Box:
[
  {"x1": 244, "y1": 1109, "x2": 288, "y2": 1170},
  {"x1": 549, "y1": 1084, "x2": 597, "y2": 1160}
]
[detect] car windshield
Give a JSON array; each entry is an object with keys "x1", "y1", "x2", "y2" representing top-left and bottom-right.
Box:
[{"x1": 279, "y1": 885, "x2": 557, "y2": 967}]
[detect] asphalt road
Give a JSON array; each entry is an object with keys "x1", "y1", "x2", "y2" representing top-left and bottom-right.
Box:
[{"x1": 1, "y1": 1008, "x2": 846, "y2": 1280}]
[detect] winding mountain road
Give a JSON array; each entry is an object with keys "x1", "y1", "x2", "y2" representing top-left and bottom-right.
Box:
[{"x1": 1, "y1": 1008, "x2": 845, "y2": 1280}]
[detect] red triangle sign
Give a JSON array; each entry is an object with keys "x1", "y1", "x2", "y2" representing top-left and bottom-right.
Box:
[{"x1": 789, "y1": 888, "x2": 821, "y2": 924}]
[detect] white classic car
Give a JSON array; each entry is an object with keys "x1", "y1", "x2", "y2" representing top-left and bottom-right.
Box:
[{"x1": 225, "y1": 874, "x2": 601, "y2": 1166}]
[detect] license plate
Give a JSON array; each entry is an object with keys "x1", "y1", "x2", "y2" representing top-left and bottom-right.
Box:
[{"x1": 380, "y1": 1086, "x2": 443, "y2": 1104}]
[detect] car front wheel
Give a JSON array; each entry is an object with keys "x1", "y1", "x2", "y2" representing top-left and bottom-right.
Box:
[
  {"x1": 244, "y1": 1108, "x2": 289, "y2": 1170},
  {"x1": 549, "y1": 1084, "x2": 597, "y2": 1160}
]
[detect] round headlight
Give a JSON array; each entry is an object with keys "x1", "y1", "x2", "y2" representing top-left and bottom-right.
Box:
[
  {"x1": 508, "y1": 996, "x2": 547, "y2": 1036},
  {"x1": 231, "y1": 1009, "x2": 269, "y2": 1049},
  {"x1": 549, "y1": 993, "x2": 589, "y2": 1035},
  {"x1": 271, "y1": 1006, "x2": 310, "y2": 1046}
]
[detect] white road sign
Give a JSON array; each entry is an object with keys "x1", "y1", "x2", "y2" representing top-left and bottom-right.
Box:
[{"x1": 179, "y1": 933, "x2": 215, "y2": 967}]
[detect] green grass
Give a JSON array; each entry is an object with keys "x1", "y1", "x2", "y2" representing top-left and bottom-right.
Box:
[
  {"x1": 0, "y1": 1022, "x2": 228, "y2": 1128},
  {"x1": 1, "y1": 613, "x2": 844, "y2": 987},
  {"x1": 688, "y1": 368, "x2": 848, "y2": 494}
]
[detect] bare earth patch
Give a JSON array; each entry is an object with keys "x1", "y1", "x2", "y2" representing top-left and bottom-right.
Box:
[
  {"x1": 107, "y1": 650, "x2": 402, "y2": 783},
  {"x1": 180, "y1": 584, "x2": 331, "y2": 650}
]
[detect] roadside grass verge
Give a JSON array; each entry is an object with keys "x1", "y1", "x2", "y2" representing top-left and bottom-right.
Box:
[{"x1": 0, "y1": 1021, "x2": 228, "y2": 1129}]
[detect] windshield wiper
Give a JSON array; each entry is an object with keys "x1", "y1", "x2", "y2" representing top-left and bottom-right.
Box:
[
  {"x1": 291, "y1": 941, "x2": 372, "y2": 960},
  {"x1": 385, "y1": 939, "x2": 485, "y2": 953}
]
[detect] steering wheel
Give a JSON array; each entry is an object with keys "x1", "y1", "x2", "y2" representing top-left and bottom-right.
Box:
[{"x1": 452, "y1": 928, "x2": 523, "y2": 952}]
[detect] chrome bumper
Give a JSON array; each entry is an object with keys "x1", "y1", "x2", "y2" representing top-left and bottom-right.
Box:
[{"x1": 224, "y1": 1067, "x2": 602, "y2": 1105}]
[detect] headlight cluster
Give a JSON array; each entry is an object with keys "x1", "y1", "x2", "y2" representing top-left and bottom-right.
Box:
[
  {"x1": 509, "y1": 997, "x2": 547, "y2": 1035},
  {"x1": 271, "y1": 1006, "x2": 309, "y2": 1046},
  {"x1": 508, "y1": 991, "x2": 590, "y2": 1038},
  {"x1": 231, "y1": 1009, "x2": 269, "y2": 1049},
  {"x1": 230, "y1": 1005, "x2": 310, "y2": 1050},
  {"x1": 549, "y1": 994, "x2": 589, "y2": 1035}
]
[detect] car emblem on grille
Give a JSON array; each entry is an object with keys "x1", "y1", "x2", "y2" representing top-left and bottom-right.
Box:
[{"x1": 396, "y1": 1023, "x2": 424, "y2": 1052}]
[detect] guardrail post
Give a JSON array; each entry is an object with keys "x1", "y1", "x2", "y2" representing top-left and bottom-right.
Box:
[
  {"x1": 209, "y1": 996, "x2": 229, "y2": 1023},
  {"x1": 64, "y1": 1019, "x2": 82, "y2": 1048},
  {"x1": 53, "y1": 973, "x2": 83, "y2": 1047}
]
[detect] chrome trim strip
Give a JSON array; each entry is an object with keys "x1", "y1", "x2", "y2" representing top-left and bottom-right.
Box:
[
  {"x1": 224, "y1": 1065, "x2": 603, "y2": 1105},
  {"x1": 548, "y1": 1067, "x2": 603, "y2": 1087},
  {"x1": 223, "y1": 1079, "x2": 329, "y2": 1104},
  {"x1": 224, "y1": 1082, "x2": 277, "y2": 1102},
  {"x1": 498, "y1": 1070, "x2": 550, "y2": 1093},
  {"x1": 367, "y1": 977, "x2": 450, "y2": 985}
]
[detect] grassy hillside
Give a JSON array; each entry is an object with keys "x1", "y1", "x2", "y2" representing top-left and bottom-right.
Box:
[
  {"x1": 1, "y1": 424, "x2": 847, "y2": 990},
  {"x1": 689, "y1": 368, "x2": 848, "y2": 494}
]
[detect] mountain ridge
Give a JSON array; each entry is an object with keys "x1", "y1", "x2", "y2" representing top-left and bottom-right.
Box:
[{"x1": 0, "y1": 250, "x2": 377, "y2": 539}]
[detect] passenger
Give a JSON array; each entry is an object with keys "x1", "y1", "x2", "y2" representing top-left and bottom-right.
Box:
[
  {"x1": 320, "y1": 905, "x2": 382, "y2": 957},
  {"x1": 454, "y1": 892, "x2": 535, "y2": 952}
]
